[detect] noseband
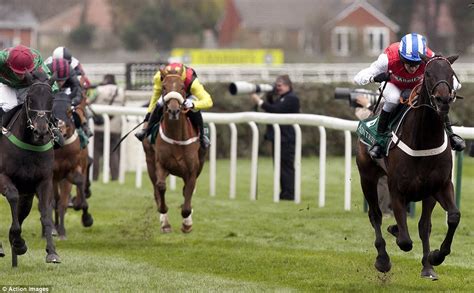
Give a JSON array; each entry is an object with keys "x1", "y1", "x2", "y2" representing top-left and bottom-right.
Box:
[
  {"x1": 25, "y1": 82, "x2": 53, "y2": 131},
  {"x1": 424, "y1": 57, "x2": 456, "y2": 109}
]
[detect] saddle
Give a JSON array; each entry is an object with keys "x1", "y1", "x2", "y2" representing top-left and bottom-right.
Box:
[{"x1": 356, "y1": 104, "x2": 410, "y2": 156}]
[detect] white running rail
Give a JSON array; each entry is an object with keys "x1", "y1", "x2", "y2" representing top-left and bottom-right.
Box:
[{"x1": 90, "y1": 104, "x2": 474, "y2": 210}]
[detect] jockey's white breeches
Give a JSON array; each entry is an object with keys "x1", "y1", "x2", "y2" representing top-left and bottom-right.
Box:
[
  {"x1": 381, "y1": 82, "x2": 403, "y2": 113},
  {"x1": 0, "y1": 82, "x2": 28, "y2": 112}
]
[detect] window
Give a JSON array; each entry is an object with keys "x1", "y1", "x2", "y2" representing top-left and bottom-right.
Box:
[
  {"x1": 364, "y1": 27, "x2": 389, "y2": 56},
  {"x1": 332, "y1": 27, "x2": 354, "y2": 56}
]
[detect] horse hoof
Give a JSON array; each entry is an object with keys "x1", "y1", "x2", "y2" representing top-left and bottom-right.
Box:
[
  {"x1": 396, "y1": 239, "x2": 413, "y2": 252},
  {"x1": 46, "y1": 253, "x2": 61, "y2": 264},
  {"x1": 58, "y1": 235, "x2": 67, "y2": 241},
  {"x1": 82, "y1": 213, "x2": 94, "y2": 227},
  {"x1": 51, "y1": 228, "x2": 58, "y2": 237},
  {"x1": 0, "y1": 247, "x2": 5, "y2": 257},
  {"x1": 421, "y1": 268, "x2": 438, "y2": 280},
  {"x1": 181, "y1": 224, "x2": 193, "y2": 234},
  {"x1": 161, "y1": 225, "x2": 172, "y2": 233},
  {"x1": 374, "y1": 255, "x2": 391, "y2": 273},
  {"x1": 387, "y1": 225, "x2": 399, "y2": 237},
  {"x1": 12, "y1": 243, "x2": 28, "y2": 256},
  {"x1": 428, "y1": 249, "x2": 445, "y2": 266}
]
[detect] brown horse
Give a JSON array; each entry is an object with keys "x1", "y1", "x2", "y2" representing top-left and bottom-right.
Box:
[
  {"x1": 356, "y1": 54, "x2": 461, "y2": 279},
  {"x1": 142, "y1": 67, "x2": 206, "y2": 233},
  {"x1": 0, "y1": 72, "x2": 59, "y2": 266},
  {"x1": 52, "y1": 93, "x2": 93, "y2": 240}
]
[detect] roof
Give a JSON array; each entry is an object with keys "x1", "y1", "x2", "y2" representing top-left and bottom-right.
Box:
[
  {"x1": 232, "y1": 0, "x2": 385, "y2": 30},
  {"x1": 0, "y1": 4, "x2": 38, "y2": 29},
  {"x1": 323, "y1": 0, "x2": 399, "y2": 32}
]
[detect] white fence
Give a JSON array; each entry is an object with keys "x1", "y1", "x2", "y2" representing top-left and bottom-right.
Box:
[
  {"x1": 83, "y1": 63, "x2": 474, "y2": 84},
  {"x1": 89, "y1": 105, "x2": 474, "y2": 210}
]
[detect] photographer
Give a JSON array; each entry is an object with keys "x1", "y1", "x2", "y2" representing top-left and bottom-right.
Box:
[
  {"x1": 354, "y1": 32, "x2": 465, "y2": 158},
  {"x1": 250, "y1": 74, "x2": 300, "y2": 201}
]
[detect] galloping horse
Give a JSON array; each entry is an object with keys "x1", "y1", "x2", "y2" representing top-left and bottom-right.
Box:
[
  {"x1": 357, "y1": 54, "x2": 461, "y2": 279},
  {"x1": 52, "y1": 93, "x2": 93, "y2": 240},
  {"x1": 142, "y1": 67, "x2": 206, "y2": 233},
  {"x1": 0, "y1": 72, "x2": 60, "y2": 266}
]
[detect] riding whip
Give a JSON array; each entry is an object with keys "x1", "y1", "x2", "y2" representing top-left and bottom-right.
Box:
[{"x1": 372, "y1": 71, "x2": 392, "y2": 114}]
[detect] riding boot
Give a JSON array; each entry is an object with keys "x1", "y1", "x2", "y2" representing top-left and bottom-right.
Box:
[
  {"x1": 51, "y1": 119, "x2": 65, "y2": 148},
  {"x1": 369, "y1": 110, "x2": 390, "y2": 159},
  {"x1": 135, "y1": 106, "x2": 163, "y2": 141},
  {"x1": 82, "y1": 123, "x2": 93, "y2": 138},
  {"x1": 187, "y1": 111, "x2": 209, "y2": 149},
  {"x1": 444, "y1": 116, "x2": 465, "y2": 151}
]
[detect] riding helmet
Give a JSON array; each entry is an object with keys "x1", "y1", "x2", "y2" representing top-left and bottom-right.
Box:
[
  {"x1": 52, "y1": 46, "x2": 72, "y2": 63},
  {"x1": 7, "y1": 45, "x2": 35, "y2": 74},
  {"x1": 399, "y1": 33, "x2": 427, "y2": 65}
]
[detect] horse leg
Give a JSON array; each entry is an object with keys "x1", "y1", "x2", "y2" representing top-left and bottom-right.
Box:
[
  {"x1": 53, "y1": 180, "x2": 60, "y2": 237},
  {"x1": 0, "y1": 175, "x2": 27, "y2": 260},
  {"x1": 357, "y1": 150, "x2": 390, "y2": 273},
  {"x1": 72, "y1": 165, "x2": 94, "y2": 227},
  {"x1": 57, "y1": 179, "x2": 72, "y2": 240},
  {"x1": 181, "y1": 176, "x2": 196, "y2": 233},
  {"x1": 36, "y1": 178, "x2": 61, "y2": 263},
  {"x1": 391, "y1": 191, "x2": 413, "y2": 252},
  {"x1": 155, "y1": 166, "x2": 171, "y2": 233},
  {"x1": 69, "y1": 170, "x2": 85, "y2": 211},
  {"x1": 428, "y1": 183, "x2": 460, "y2": 267},
  {"x1": 418, "y1": 197, "x2": 438, "y2": 280}
]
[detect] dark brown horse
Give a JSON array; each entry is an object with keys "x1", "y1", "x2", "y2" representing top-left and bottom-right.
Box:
[
  {"x1": 142, "y1": 67, "x2": 206, "y2": 233},
  {"x1": 357, "y1": 55, "x2": 461, "y2": 279},
  {"x1": 52, "y1": 93, "x2": 93, "y2": 240},
  {"x1": 0, "y1": 72, "x2": 60, "y2": 266}
]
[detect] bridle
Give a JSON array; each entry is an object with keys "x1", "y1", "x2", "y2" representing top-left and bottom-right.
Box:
[
  {"x1": 24, "y1": 81, "x2": 54, "y2": 132},
  {"x1": 423, "y1": 57, "x2": 456, "y2": 110}
]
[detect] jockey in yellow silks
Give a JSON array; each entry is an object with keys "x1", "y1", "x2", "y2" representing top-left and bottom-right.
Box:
[{"x1": 135, "y1": 62, "x2": 213, "y2": 148}]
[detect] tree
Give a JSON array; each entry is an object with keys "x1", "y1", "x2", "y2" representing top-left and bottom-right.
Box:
[{"x1": 449, "y1": 0, "x2": 474, "y2": 53}]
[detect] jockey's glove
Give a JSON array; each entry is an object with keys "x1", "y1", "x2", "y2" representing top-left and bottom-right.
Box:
[
  {"x1": 371, "y1": 72, "x2": 391, "y2": 83},
  {"x1": 144, "y1": 112, "x2": 151, "y2": 122},
  {"x1": 184, "y1": 99, "x2": 194, "y2": 109}
]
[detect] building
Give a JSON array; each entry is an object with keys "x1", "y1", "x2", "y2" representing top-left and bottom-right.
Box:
[
  {"x1": 218, "y1": 0, "x2": 399, "y2": 59},
  {"x1": 0, "y1": 4, "x2": 38, "y2": 48}
]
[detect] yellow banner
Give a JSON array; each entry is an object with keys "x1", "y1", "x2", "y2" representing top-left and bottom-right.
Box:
[{"x1": 170, "y1": 49, "x2": 284, "y2": 65}]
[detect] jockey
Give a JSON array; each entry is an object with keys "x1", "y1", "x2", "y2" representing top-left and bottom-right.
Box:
[
  {"x1": 46, "y1": 46, "x2": 91, "y2": 89},
  {"x1": 0, "y1": 44, "x2": 63, "y2": 144},
  {"x1": 354, "y1": 33, "x2": 465, "y2": 158},
  {"x1": 134, "y1": 62, "x2": 213, "y2": 148},
  {"x1": 47, "y1": 58, "x2": 93, "y2": 137}
]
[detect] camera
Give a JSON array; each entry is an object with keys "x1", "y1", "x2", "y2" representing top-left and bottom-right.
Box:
[
  {"x1": 229, "y1": 81, "x2": 274, "y2": 95},
  {"x1": 334, "y1": 87, "x2": 378, "y2": 108}
]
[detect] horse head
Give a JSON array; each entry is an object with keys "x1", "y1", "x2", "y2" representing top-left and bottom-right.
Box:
[
  {"x1": 160, "y1": 66, "x2": 187, "y2": 120},
  {"x1": 24, "y1": 71, "x2": 56, "y2": 143},
  {"x1": 420, "y1": 54, "x2": 458, "y2": 116}
]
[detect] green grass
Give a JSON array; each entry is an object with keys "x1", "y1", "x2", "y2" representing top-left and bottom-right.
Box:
[{"x1": 1, "y1": 156, "x2": 473, "y2": 291}]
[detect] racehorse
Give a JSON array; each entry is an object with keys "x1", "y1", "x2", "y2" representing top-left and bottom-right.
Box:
[
  {"x1": 356, "y1": 54, "x2": 461, "y2": 279},
  {"x1": 0, "y1": 71, "x2": 60, "y2": 266},
  {"x1": 52, "y1": 93, "x2": 93, "y2": 240},
  {"x1": 142, "y1": 67, "x2": 206, "y2": 233}
]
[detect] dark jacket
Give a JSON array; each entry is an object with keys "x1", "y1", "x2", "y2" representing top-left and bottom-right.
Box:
[{"x1": 261, "y1": 90, "x2": 300, "y2": 143}]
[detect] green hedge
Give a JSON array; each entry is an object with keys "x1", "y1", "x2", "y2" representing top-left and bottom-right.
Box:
[{"x1": 204, "y1": 82, "x2": 474, "y2": 157}]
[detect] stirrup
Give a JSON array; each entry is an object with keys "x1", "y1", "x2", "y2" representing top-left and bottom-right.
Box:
[
  {"x1": 449, "y1": 134, "x2": 465, "y2": 151},
  {"x1": 369, "y1": 144, "x2": 383, "y2": 159}
]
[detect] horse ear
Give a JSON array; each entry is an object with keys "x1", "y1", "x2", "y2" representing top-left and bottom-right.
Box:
[
  {"x1": 48, "y1": 72, "x2": 57, "y2": 86},
  {"x1": 419, "y1": 53, "x2": 430, "y2": 63},
  {"x1": 25, "y1": 71, "x2": 33, "y2": 85},
  {"x1": 447, "y1": 55, "x2": 459, "y2": 64}
]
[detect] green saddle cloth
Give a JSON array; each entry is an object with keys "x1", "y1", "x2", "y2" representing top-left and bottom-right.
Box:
[{"x1": 356, "y1": 105, "x2": 409, "y2": 153}]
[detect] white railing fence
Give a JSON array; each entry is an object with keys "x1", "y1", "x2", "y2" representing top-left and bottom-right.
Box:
[
  {"x1": 89, "y1": 104, "x2": 474, "y2": 210},
  {"x1": 83, "y1": 63, "x2": 474, "y2": 85}
]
